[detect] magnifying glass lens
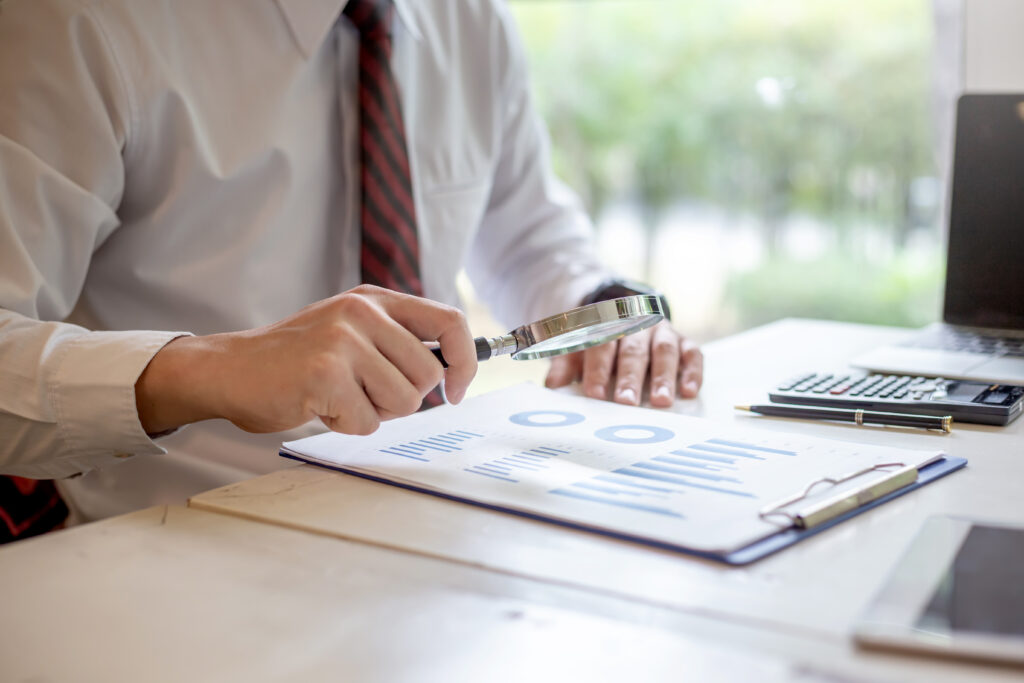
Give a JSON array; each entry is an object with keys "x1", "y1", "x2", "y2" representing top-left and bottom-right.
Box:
[
  {"x1": 511, "y1": 314, "x2": 663, "y2": 360},
  {"x1": 431, "y1": 295, "x2": 666, "y2": 367}
]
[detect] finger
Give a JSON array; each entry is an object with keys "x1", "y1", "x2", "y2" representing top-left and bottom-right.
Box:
[
  {"x1": 330, "y1": 291, "x2": 444, "y2": 399},
  {"x1": 545, "y1": 352, "x2": 582, "y2": 388},
  {"x1": 315, "y1": 328, "x2": 422, "y2": 422},
  {"x1": 648, "y1": 322, "x2": 681, "y2": 407},
  {"x1": 580, "y1": 340, "x2": 618, "y2": 400},
  {"x1": 364, "y1": 287, "x2": 477, "y2": 404},
  {"x1": 359, "y1": 344, "x2": 426, "y2": 418},
  {"x1": 678, "y1": 338, "x2": 704, "y2": 398},
  {"x1": 613, "y1": 327, "x2": 652, "y2": 406},
  {"x1": 317, "y1": 374, "x2": 382, "y2": 436}
]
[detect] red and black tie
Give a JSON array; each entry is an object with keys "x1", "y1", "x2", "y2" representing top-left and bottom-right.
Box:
[
  {"x1": 344, "y1": 0, "x2": 443, "y2": 408},
  {"x1": 0, "y1": 475, "x2": 68, "y2": 544}
]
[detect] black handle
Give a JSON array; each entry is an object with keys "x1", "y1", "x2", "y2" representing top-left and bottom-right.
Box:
[{"x1": 431, "y1": 337, "x2": 492, "y2": 368}]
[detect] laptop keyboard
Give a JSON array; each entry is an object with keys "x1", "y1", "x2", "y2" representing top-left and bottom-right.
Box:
[{"x1": 901, "y1": 328, "x2": 1024, "y2": 357}]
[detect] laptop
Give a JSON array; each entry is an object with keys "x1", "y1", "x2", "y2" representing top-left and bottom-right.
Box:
[{"x1": 851, "y1": 94, "x2": 1024, "y2": 384}]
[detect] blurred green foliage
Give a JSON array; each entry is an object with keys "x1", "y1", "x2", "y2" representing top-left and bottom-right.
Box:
[
  {"x1": 510, "y1": 0, "x2": 944, "y2": 332},
  {"x1": 724, "y1": 255, "x2": 944, "y2": 328}
]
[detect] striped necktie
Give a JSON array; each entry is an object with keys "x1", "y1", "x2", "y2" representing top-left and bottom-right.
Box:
[
  {"x1": 0, "y1": 476, "x2": 68, "y2": 544},
  {"x1": 344, "y1": 0, "x2": 443, "y2": 408},
  {"x1": 344, "y1": 0, "x2": 423, "y2": 295}
]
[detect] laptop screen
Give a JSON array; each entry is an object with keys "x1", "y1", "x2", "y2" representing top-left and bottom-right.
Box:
[{"x1": 943, "y1": 94, "x2": 1024, "y2": 330}]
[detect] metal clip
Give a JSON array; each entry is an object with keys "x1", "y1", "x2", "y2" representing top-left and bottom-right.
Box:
[{"x1": 758, "y1": 462, "x2": 918, "y2": 529}]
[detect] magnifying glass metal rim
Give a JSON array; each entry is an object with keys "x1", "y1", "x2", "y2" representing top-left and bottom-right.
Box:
[
  {"x1": 432, "y1": 294, "x2": 666, "y2": 367},
  {"x1": 500, "y1": 294, "x2": 666, "y2": 360}
]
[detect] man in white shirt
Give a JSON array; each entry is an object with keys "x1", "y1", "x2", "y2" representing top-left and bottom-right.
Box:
[{"x1": 0, "y1": 0, "x2": 703, "y2": 527}]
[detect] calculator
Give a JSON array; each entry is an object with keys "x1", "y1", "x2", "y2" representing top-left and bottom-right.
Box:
[{"x1": 769, "y1": 371, "x2": 1024, "y2": 426}]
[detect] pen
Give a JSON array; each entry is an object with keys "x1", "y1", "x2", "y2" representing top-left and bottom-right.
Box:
[{"x1": 734, "y1": 404, "x2": 953, "y2": 433}]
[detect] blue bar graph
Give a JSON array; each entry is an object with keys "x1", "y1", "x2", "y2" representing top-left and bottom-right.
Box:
[
  {"x1": 594, "y1": 474, "x2": 673, "y2": 493},
  {"x1": 614, "y1": 467, "x2": 755, "y2": 498},
  {"x1": 572, "y1": 481, "x2": 644, "y2": 497},
  {"x1": 476, "y1": 463, "x2": 512, "y2": 474},
  {"x1": 530, "y1": 446, "x2": 569, "y2": 456},
  {"x1": 551, "y1": 487, "x2": 683, "y2": 518},
  {"x1": 379, "y1": 429, "x2": 485, "y2": 460},
  {"x1": 653, "y1": 454, "x2": 723, "y2": 471},
  {"x1": 512, "y1": 452, "x2": 548, "y2": 462},
  {"x1": 631, "y1": 461, "x2": 741, "y2": 484},
  {"x1": 464, "y1": 467, "x2": 518, "y2": 483},
  {"x1": 498, "y1": 457, "x2": 544, "y2": 471},
  {"x1": 669, "y1": 449, "x2": 736, "y2": 465},
  {"x1": 379, "y1": 449, "x2": 428, "y2": 462},
  {"x1": 707, "y1": 438, "x2": 796, "y2": 456},
  {"x1": 687, "y1": 443, "x2": 766, "y2": 460},
  {"x1": 414, "y1": 440, "x2": 457, "y2": 453},
  {"x1": 505, "y1": 454, "x2": 546, "y2": 468}
]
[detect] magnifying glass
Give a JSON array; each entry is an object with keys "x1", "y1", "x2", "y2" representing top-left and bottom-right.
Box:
[{"x1": 432, "y1": 294, "x2": 666, "y2": 367}]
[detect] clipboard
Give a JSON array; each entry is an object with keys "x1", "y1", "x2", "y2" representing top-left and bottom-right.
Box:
[
  {"x1": 721, "y1": 456, "x2": 966, "y2": 564},
  {"x1": 280, "y1": 451, "x2": 967, "y2": 566}
]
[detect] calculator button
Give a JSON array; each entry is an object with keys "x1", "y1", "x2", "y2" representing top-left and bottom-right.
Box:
[
  {"x1": 893, "y1": 389, "x2": 909, "y2": 398},
  {"x1": 863, "y1": 381, "x2": 891, "y2": 397},
  {"x1": 778, "y1": 373, "x2": 816, "y2": 391}
]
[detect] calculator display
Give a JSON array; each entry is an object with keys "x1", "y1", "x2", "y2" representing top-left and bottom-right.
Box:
[{"x1": 944, "y1": 382, "x2": 985, "y2": 403}]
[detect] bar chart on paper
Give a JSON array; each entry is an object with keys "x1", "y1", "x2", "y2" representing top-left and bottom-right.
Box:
[{"x1": 281, "y1": 384, "x2": 942, "y2": 555}]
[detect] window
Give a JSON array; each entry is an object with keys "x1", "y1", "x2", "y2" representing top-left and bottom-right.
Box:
[{"x1": 463, "y1": 0, "x2": 944, "y2": 393}]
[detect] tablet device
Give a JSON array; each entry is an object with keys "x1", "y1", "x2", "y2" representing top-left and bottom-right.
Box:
[{"x1": 854, "y1": 516, "x2": 1024, "y2": 666}]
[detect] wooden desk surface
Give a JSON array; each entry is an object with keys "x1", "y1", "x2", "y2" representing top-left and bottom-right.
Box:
[
  {"x1": 0, "y1": 505, "x2": 801, "y2": 682},
  {"x1": 4, "y1": 319, "x2": 1022, "y2": 681},
  {"x1": 189, "y1": 318, "x2": 1024, "y2": 681}
]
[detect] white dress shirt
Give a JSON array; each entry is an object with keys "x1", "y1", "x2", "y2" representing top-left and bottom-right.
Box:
[{"x1": 0, "y1": 0, "x2": 610, "y2": 520}]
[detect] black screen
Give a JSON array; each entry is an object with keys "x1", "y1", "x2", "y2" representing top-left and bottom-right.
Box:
[
  {"x1": 943, "y1": 95, "x2": 1024, "y2": 330},
  {"x1": 917, "y1": 525, "x2": 1024, "y2": 637}
]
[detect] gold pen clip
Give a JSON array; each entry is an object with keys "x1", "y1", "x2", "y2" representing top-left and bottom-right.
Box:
[{"x1": 758, "y1": 462, "x2": 919, "y2": 529}]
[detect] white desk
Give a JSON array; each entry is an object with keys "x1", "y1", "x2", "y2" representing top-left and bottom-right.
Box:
[
  {"x1": 0, "y1": 506, "x2": 797, "y2": 682},
  {"x1": 4, "y1": 319, "x2": 1022, "y2": 681}
]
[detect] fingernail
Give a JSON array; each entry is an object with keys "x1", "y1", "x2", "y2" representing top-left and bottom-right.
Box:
[
  {"x1": 652, "y1": 385, "x2": 671, "y2": 402},
  {"x1": 684, "y1": 381, "x2": 698, "y2": 395},
  {"x1": 617, "y1": 387, "x2": 637, "y2": 405},
  {"x1": 586, "y1": 384, "x2": 606, "y2": 399}
]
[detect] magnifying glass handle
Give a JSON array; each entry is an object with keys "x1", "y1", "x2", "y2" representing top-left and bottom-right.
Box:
[{"x1": 431, "y1": 337, "x2": 494, "y2": 368}]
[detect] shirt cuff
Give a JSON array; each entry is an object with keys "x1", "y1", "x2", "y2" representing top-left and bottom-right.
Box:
[{"x1": 49, "y1": 330, "x2": 192, "y2": 469}]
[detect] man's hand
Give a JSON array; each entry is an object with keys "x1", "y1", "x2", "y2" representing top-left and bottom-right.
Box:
[
  {"x1": 544, "y1": 320, "x2": 702, "y2": 407},
  {"x1": 135, "y1": 285, "x2": 477, "y2": 436}
]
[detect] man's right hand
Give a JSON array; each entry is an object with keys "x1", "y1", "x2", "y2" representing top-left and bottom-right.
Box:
[{"x1": 134, "y1": 285, "x2": 477, "y2": 436}]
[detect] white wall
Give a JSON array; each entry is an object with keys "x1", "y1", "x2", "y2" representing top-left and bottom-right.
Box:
[{"x1": 964, "y1": 0, "x2": 1024, "y2": 91}]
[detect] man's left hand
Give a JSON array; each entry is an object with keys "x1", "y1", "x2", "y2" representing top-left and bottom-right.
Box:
[{"x1": 544, "y1": 320, "x2": 703, "y2": 406}]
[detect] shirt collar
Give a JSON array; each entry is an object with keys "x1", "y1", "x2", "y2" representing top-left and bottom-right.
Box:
[{"x1": 275, "y1": 0, "x2": 422, "y2": 58}]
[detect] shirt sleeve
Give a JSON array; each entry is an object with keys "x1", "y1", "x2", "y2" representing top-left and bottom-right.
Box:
[
  {"x1": 464, "y1": 4, "x2": 613, "y2": 329},
  {"x1": 0, "y1": 1, "x2": 188, "y2": 479}
]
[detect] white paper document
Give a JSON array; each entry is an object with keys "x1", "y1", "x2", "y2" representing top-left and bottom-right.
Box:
[{"x1": 281, "y1": 384, "x2": 944, "y2": 554}]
